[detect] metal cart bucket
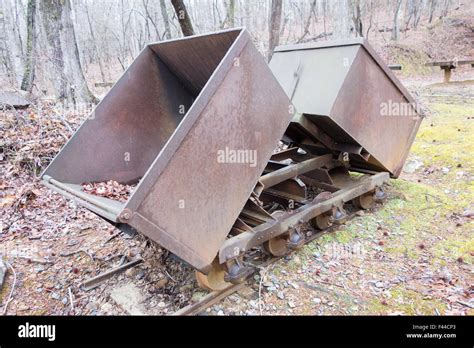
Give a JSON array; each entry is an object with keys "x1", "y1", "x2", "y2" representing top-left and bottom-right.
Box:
[
  {"x1": 42, "y1": 28, "x2": 294, "y2": 272},
  {"x1": 269, "y1": 38, "x2": 423, "y2": 178}
]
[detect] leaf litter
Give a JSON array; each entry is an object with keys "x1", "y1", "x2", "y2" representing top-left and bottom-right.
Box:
[{"x1": 0, "y1": 102, "x2": 201, "y2": 315}]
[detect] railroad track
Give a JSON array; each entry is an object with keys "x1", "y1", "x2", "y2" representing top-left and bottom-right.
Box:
[{"x1": 172, "y1": 209, "x2": 364, "y2": 316}]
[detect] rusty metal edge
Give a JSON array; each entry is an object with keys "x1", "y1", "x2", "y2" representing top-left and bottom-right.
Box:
[
  {"x1": 42, "y1": 180, "x2": 120, "y2": 222},
  {"x1": 274, "y1": 38, "x2": 366, "y2": 52},
  {"x1": 81, "y1": 258, "x2": 143, "y2": 291},
  {"x1": 172, "y1": 282, "x2": 246, "y2": 316},
  {"x1": 274, "y1": 38, "x2": 423, "y2": 116},
  {"x1": 332, "y1": 46, "x2": 423, "y2": 178},
  {"x1": 122, "y1": 28, "x2": 250, "y2": 216},
  {"x1": 39, "y1": 44, "x2": 154, "y2": 182},
  {"x1": 127, "y1": 213, "x2": 207, "y2": 272},
  {"x1": 146, "y1": 27, "x2": 245, "y2": 46}
]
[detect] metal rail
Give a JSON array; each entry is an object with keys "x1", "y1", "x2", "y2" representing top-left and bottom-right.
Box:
[
  {"x1": 171, "y1": 209, "x2": 363, "y2": 316},
  {"x1": 82, "y1": 258, "x2": 143, "y2": 291},
  {"x1": 255, "y1": 154, "x2": 333, "y2": 196}
]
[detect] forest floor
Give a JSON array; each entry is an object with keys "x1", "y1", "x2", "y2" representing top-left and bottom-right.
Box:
[{"x1": 1, "y1": 72, "x2": 473, "y2": 316}]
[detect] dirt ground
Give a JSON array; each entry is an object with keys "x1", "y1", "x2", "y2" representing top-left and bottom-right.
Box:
[{"x1": 1, "y1": 69, "x2": 473, "y2": 316}]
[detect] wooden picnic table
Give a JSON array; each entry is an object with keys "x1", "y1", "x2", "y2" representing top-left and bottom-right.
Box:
[{"x1": 425, "y1": 59, "x2": 474, "y2": 82}]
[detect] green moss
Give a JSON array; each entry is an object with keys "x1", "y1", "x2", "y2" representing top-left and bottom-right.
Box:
[
  {"x1": 30, "y1": 309, "x2": 48, "y2": 315},
  {"x1": 272, "y1": 267, "x2": 282, "y2": 277},
  {"x1": 331, "y1": 228, "x2": 356, "y2": 244},
  {"x1": 367, "y1": 285, "x2": 447, "y2": 315},
  {"x1": 332, "y1": 175, "x2": 472, "y2": 262},
  {"x1": 433, "y1": 233, "x2": 474, "y2": 264},
  {"x1": 360, "y1": 101, "x2": 473, "y2": 261},
  {"x1": 411, "y1": 103, "x2": 474, "y2": 171}
]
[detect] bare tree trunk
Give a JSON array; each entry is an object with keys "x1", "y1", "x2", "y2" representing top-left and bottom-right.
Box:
[
  {"x1": 40, "y1": 0, "x2": 67, "y2": 99},
  {"x1": 170, "y1": 0, "x2": 195, "y2": 36},
  {"x1": 280, "y1": 11, "x2": 289, "y2": 38},
  {"x1": 439, "y1": 0, "x2": 450, "y2": 19},
  {"x1": 85, "y1": 2, "x2": 107, "y2": 83},
  {"x1": 244, "y1": 0, "x2": 251, "y2": 30},
  {"x1": 429, "y1": 0, "x2": 437, "y2": 23},
  {"x1": 405, "y1": 0, "x2": 414, "y2": 29},
  {"x1": 297, "y1": 0, "x2": 317, "y2": 43},
  {"x1": 391, "y1": 0, "x2": 403, "y2": 41},
  {"x1": 0, "y1": 0, "x2": 17, "y2": 86},
  {"x1": 160, "y1": 0, "x2": 172, "y2": 39},
  {"x1": 142, "y1": 0, "x2": 161, "y2": 41},
  {"x1": 323, "y1": 0, "x2": 328, "y2": 39},
  {"x1": 366, "y1": 0, "x2": 374, "y2": 39},
  {"x1": 62, "y1": 0, "x2": 98, "y2": 104},
  {"x1": 21, "y1": 0, "x2": 37, "y2": 92},
  {"x1": 228, "y1": 0, "x2": 235, "y2": 27},
  {"x1": 213, "y1": 0, "x2": 222, "y2": 28},
  {"x1": 12, "y1": 0, "x2": 24, "y2": 61},
  {"x1": 333, "y1": 0, "x2": 351, "y2": 39},
  {"x1": 220, "y1": 0, "x2": 235, "y2": 29},
  {"x1": 268, "y1": 0, "x2": 282, "y2": 61},
  {"x1": 413, "y1": 0, "x2": 424, "y2": 28},
  {"x1": 350, "y1": 0, "x2": 363, "y2": 37}
]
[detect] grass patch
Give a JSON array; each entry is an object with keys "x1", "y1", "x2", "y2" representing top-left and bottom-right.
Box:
[
  {"x1": 367, "y1": 284, "x2": 447, "y2": 315},
  {"x1": 411, "y1": 103, "x2": 474, "y2": 172},
  {"x1": 433, "y1": 233, "x2": 474, "y2": 264}
]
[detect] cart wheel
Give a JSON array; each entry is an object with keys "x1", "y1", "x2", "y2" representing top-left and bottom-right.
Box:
[
  {"x1": 195, "y1": 262, "x2": 230, "y2": 291},
  {"x1": 263, "y1": 235, "x2": 289, "y2": 256},
  {"x1": 333, "y1": 206, "x2": 348, "y2": 225},
  {"x1": 352, "y1": 191, "x2": 375, "y2": 209},
  {"x1": 263, "y1": 210, "x2": 289, "y2": 257},
  {"x1": 310, "y1": 212, "x2": 333, "y2": 230},
  {"x1": 374, "y1": 187, "x2": 387, "y2": 203}
]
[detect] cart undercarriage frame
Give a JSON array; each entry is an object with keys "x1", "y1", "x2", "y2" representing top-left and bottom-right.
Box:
[{"x1": 195, "y1": 148, "x2": 389, "y2": 290}]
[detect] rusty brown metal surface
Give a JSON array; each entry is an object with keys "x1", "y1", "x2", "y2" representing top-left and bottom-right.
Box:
[
  {"x1": 255, "y1": 154, "x2": 332, "y2": 196},
  {"x1": 329, "y1": 46, "x2": 421, "y2": 177},
  {"x1": 42, "y1": 31, "x2": 407, "y2": 282},
  {"x1": 43, "y1": 45, "x2": 194, "y2": 184},
  {"x1": 149, "y1": 30, "x2": 240, "y2": 96},
  {"x1": 269, "y1": 38, "x2": 422, "y2": 178},
  {"x1": 42, "y1": 28, "x2": 294, "y2": 273},
  {"x1": 126, "y1": 29, "x2": 294, "y2": 271}
]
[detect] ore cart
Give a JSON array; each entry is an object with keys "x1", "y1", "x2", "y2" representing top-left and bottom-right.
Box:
[{"x1": 42, "y1": 32, "x2": 422, "y2": 290}]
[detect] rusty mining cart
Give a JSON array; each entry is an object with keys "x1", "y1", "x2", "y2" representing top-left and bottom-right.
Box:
[{"x1": 41, "y1": 29, "x2": 422, "y2": 291}]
